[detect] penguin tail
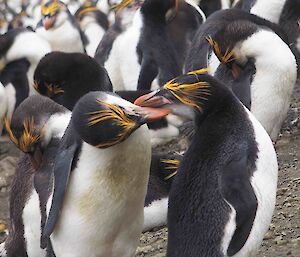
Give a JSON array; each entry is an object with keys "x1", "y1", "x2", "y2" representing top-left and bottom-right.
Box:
[{"x1": 0, "y1": 242, "x2": 7, "y2": 257}]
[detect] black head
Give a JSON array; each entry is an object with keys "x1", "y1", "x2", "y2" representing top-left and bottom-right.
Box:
[
  {"x1": 72, "y1": 91, "x2": 170, "y2": 148},
  {"x1": 33, "y1": 51, "x2": 113, "y2": 110},
  {"x1": 5, "y1": 94, "x2": 67, "y2": 169},
  {"x1": 204, "y1": 19, "x2": 259, "y2": 79},
  {"x1": 40, "y1": 0, "x2": 69, "y2": 30}
]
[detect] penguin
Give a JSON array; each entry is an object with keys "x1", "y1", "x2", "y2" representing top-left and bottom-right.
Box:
[
  {"x1": 39, "y1": 91, "x2": 169, "y2": 256},
  {"x1": 185, "y1": 9, "x2": 297, "y2": 141},
  {"x1": 35, "y1": 0, "x2": 86, "y2": 53},
  {"x1": 134, "y1": 69, "x2": 278, "y2": 257},
  {"x1": 75, "y1": 1, "x2": 109, "y2": 57},
  {"x1": 3, "y1": 94, "x2": 71, "y2": 257},
  {"x1": 0, "y1": 27, "x2": 51, "y2": 96}
]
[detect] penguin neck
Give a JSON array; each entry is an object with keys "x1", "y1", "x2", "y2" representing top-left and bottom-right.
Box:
[
  {"x1": 65, "y1": 125, "x2": 151, "y2": 203},
  {"x1": 83, "y1": 21, "x2": 106, "y2": 56},
  {"x1": 250, "y1": 0, "x2": 287, "y2": 24}
]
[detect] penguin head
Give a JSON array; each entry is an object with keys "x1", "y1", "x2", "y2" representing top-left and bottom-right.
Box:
[
  {"x1": 5, "y1": 95, "x2": 68, "y2": 170},
  {"x1": 40, "y1": 0, "x2": 69, "y2": 30},
  {"x1": 33, "y1": 51, "x2": 113, "y2": 110},
  {"x1": 111, "y1": 0, "x2": 143, "y2": 15},
  {"x1": 75, "y1": 1, "x2": 109, "y2": 30},
  {"x1": 134, "y1": 68, "x2": 232, "y2": 118},
  {"x1": 72, "y1": 92, "x2": 170, "y2": 148}
]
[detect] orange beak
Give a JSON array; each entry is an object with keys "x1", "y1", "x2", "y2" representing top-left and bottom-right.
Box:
[
  {"x1": 133, "y1": 106, "x2": 171, "y2": 122},
  {"x1": 134, "y1": 91, "x2": 172, "y2": 108},
  {"x1": 43, "y1": 16, "x2": 56, "y2": 30}
]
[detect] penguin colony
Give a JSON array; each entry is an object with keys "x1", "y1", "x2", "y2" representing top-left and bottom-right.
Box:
[{"x1": 0, "y1": 0, "x2": 298, "y2": 256}]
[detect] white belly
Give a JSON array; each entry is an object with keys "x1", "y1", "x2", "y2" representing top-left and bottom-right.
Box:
[
  {"x1": 23, "y1": 189, "x2": 46, "y2": 257},
  {"x1": 49, "y1": 126, "x2": 151, "y2": 257},
  {"x1": 232, "y1": 109, "x2": 278, "y2": 256}
]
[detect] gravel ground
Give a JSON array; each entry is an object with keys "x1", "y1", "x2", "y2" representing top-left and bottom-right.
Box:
[{"x1": 0, "y1": 84, "x2": 300, "y2": 256}]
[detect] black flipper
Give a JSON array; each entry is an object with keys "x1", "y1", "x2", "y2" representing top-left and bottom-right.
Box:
[
  {"x1": 41, "y1": 142, "x2": 79, "y2": 246},
  {"x1": 221, "y1": 146, "x2": 258, "y2": 256}
]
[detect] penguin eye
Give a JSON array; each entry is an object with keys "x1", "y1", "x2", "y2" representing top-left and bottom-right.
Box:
[{"x1": 87, "y1": 99, "x2": 136, "y2": 131}]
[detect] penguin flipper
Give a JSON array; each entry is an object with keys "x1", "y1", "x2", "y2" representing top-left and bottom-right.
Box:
[
  {"x1": 42, "y1": 142, "x2": 79, "y2": 246},
  {"x1": 221, "y1": 148, "x2": 258, "y2": 256}
]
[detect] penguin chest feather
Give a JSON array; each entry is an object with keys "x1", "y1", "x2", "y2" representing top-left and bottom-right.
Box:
[{"x1": 48, "y1": 126, "x2": 151, "y2": 257}]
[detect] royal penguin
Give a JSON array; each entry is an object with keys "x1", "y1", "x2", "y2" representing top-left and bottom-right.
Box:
[
  {"x1": 2, "y1": 94, "x2": 71, "y2": 257},
  {"x1": 39, "y1": 91, "x2": 169, "y2": 256},
  {"x1": 135, "y1": 69, "x2": 278, "y2": 257},
  {"x1": 75, "y1": 1, "x2": 109, "y2": 57},
  {"x1": 36, "y1": 0, "x2": 86, "y2": 53},
  {"x1": 185, "y1": 9, "x2": 297, "y2": 141}
]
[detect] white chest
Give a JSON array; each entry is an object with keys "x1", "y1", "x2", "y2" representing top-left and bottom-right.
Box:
[
  {"x1": 49, "y1": 126, "x2": 151, "y2": 257},
  {"x1": 37, "y1": 23, "x2": 84, "y2": 53},
  {"x1": 84, "y1": 24, "x2": 106, "y2": 57}
]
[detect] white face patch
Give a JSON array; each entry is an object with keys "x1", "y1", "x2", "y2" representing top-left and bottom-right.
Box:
[{"x1": 104, "y1": 93, "x2": 136, "y2": 108}]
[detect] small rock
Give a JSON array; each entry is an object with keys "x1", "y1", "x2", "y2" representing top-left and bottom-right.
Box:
[{"x1": 264, "y1": 232, "x2": 273, "y2": 240}]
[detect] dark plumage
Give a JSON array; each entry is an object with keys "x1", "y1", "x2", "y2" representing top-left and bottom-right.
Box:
[
  {"x1": 135, "y1": 71, "x2": 277, "y2": 257},
  {"x1": 34, "y1": 52, "x2": 113, "y2": 110}
]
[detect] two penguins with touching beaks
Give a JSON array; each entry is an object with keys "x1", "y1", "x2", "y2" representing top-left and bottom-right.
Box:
[{"x1": 3, "y1": 0, "x2": 299, "y2": 256}]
